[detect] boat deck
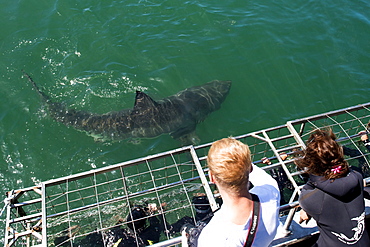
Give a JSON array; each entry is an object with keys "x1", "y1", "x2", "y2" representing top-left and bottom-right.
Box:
[{"x1": 4, "y1": 102, "x2": 370, "y2": 247}]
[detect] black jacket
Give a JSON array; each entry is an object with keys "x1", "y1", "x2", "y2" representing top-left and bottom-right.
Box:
[{"x1": 299, "y1": 170, "x2": 370, "y2": 246}]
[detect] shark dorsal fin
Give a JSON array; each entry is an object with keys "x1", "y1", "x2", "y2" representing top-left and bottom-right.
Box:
[{"x1": 134, "y1": 91, "x2": 158, "y2": 111}]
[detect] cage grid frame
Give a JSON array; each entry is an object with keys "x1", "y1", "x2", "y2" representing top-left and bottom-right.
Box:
[{"x1": 4, "y1": 102, "x2": 370, "y2": 247}]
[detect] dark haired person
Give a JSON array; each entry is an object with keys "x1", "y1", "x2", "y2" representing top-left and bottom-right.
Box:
[
  {"x1": 359, "y1": 131, "x2": 370, "y2": 199},
  {"x1": 93, "y1": 204, "x2": 162, "y2": 247},
  {"x1": 54, "y1": 204, "x2": 164, "y2": 247},
  {"x1": 296, "y1": 128, "x2": 370, "y2": 246}
]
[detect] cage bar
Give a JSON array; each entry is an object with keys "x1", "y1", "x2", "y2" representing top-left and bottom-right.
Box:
[{"x1": 4, "y1": 102, "x2": 370, "y2": 247}]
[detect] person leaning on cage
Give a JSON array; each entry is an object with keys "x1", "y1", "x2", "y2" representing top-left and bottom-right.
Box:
[
  {"x1": 358, "y1": 130, "x2": 370, "y2": 199},
  {"x1": 182, "y1": 137, "x2": 280, "y2": 247},
  {"x1": 54, "y1": 203, "x2": 167, "y2": 247},
  {"x1": 261, "y1": 152, "x2": 294, "y2": 205},
  {"x1": 297, "y1": 128, "x2": 370, "y2": 247}
]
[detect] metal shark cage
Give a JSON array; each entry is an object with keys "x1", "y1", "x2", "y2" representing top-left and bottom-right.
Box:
[{"x1": 4, "y1": 102, "x2": 370, "y2": 247}]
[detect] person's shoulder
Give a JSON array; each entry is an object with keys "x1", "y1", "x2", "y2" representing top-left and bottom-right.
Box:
[
  {"x1": 349, "y1": 169, "x2": 363, "y2": 178},
  {"x1": 197, "y1": 214, "x2": 228, "y2": 246},
  {"x1": 341, "y1": 169, "x2": 363, "y2": 183},
  {"x1": 251, "y1": 185, "x2": 280, "y2": 204}
]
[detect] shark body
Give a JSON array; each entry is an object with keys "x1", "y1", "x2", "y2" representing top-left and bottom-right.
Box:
[{"x1": 24, "y1": 72, "x2": 231, "y2": 142}]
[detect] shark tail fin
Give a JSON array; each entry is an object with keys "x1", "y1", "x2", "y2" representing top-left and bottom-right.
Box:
[{"x1": 22, "y1": 71, "x2": 50, "y2": 102}]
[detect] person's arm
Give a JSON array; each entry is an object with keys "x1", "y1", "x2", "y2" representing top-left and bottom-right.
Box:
[
  {"x1": 181, "y1": 229, "x2": 189, "y2": 247},
  {"x1": 249, "y1": 164, "x2": 279, "y2": 191},
  {"x1": 360, "y1": 132, "x2": 370, "y2": 152}
]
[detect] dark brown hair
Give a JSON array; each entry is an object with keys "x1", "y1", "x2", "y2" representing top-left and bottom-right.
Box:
[{"x1": 295, "y1": 128, "x2": 349, "y2": 179}]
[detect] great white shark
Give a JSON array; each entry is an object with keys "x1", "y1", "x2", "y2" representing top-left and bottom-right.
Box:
[{"x1": 24, "y1": 72, "x2": 231, "y2": 143}]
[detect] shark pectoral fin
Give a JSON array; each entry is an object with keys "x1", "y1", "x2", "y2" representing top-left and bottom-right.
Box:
[
  {"x1": 128, "y1": 138, "x2": 141, "y2": 145},
  {"x1": 170, "y1": 122, "x2": 197, "y2": 140},
  {"x1": 92, "y1": 135, "x2": 106, "y2": 142},
  {"x1": 177, "y1": 131, "x2": 201, "y2": 145}
]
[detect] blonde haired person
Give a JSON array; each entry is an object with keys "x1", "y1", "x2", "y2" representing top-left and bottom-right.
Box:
[{"x1": 196, "y1": 138, "x2": 280, "y2": 247}]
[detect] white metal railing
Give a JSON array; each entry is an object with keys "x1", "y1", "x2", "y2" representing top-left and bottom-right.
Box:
[{"x1": 4, "y1": 102, "x2": 370, "y2": 247}]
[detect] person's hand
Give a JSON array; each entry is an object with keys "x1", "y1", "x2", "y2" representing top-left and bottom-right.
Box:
[
  {"x1": 262, "y1": 152, "x2": 288, "y2": 165},
  {"x1": 148, "y1": 203, "x2": 158, "y2": 214},
  {"x1": 279, "y1": 152, "x2": 288, "y2": 161},
  {"x1": 261, "y1": 157, "x2": 272, "y2": 165},
  {"x1": 299, "y1": 209, "x2": 312, "y2": 224},
  {"x1": 359, "y1": 131, "x2": 369, "y2": 141}
]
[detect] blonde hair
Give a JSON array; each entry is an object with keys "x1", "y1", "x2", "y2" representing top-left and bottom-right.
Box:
[{"x1": 207, "y1": 138, "x2": 252, "y2": 194}]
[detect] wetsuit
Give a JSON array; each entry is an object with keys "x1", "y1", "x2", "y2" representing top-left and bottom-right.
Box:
[{"x1": 299, "y1": 170, "x2": 370, "y2": 246}]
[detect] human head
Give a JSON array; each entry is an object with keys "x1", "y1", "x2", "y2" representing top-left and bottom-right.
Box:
[
  {"x1": 192, "y1": 195, "x2": 211, "y2": 221},
  {"x1": 207, "y1": 138, "x2": 252, "y2": 194},
  {"x1": 126, "y1": 206, "x2": 147, "y2": 231},
  {"x1": 295, "y1": 128, "x2": 349, "y2": 179}
]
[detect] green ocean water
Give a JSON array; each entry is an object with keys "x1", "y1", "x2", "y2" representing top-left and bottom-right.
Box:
[{"x1": 0, "y1": 0, "x2": 369, "y2": 240}]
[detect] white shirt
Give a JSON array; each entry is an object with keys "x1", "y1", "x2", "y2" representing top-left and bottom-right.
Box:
[{"x1": 197, "y1": 165, "x2": 280, "y2": 247}]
